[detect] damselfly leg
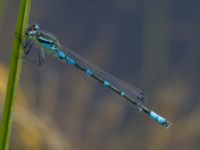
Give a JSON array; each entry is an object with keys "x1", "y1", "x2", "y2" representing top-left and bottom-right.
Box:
[
  {"x1": 37, "y1": 46, "x2": 45, "y2": 66},
  {"x1": 22, "y1": 39, "x2": 45, "y2": 65},
  {"x1": 15, "y1": 33, "x2": 37, "y2": 64}
]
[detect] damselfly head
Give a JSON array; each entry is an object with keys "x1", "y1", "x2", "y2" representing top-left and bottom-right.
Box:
[{"x1": 26, "y1": 24, "x2": 40, "y2": 36}]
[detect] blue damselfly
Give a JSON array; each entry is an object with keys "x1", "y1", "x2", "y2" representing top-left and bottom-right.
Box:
[{"x1": 23, "y1": 24, "x2": 171, "y2": 128}]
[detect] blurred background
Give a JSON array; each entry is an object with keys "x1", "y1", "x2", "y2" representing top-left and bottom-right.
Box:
[{"x1": 0, "y1": 0, "x2": 200, "y2": 149}]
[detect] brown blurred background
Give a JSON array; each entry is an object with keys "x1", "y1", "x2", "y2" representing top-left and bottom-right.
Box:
[{"x1": 0, "y1": 0, "x2": 200, "y2": 149}]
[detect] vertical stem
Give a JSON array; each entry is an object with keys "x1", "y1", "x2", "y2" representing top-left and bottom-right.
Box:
[{"x1": 0, "y1": 0, "x2": 31, "y2": 149}]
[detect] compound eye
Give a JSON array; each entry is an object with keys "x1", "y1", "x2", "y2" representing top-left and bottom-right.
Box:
[{"x1": 34, "y1": 24, "x2": 40, "y2": 31}]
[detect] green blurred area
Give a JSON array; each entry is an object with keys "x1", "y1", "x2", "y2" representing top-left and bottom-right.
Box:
[{"x1": 0, "y1": 0, "x2": 200, "y2": 149}]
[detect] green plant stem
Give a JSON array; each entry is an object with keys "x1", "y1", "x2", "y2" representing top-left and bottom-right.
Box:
[{"x1": 0, "y1": 0, "x2": 31, "y2": 149}]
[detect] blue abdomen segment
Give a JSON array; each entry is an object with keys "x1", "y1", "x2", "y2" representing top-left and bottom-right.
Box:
[
  {"x1": 86, "y1": 69, "x2": 93, "y2": 76},
  {"x1": 56, "y1": 50, "x2": 76, "y2": 65},
  {"x1": 57, "y1": 51, "x2": 66, "y2": 60},
  {"x1": 104, "y1": 81, "x2": 110, "y2": 87},
  {"x1": 120, "y1": 92, "x2": 125, "y2": 96},
  {"x1": 66, "y1": 56, "x2": 76, "y2": 65},
  {"x1": 149, "y1": 111, "x2": 171, "y2": 128}
]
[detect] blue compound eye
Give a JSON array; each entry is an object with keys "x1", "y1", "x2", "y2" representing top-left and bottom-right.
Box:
[
  {"x1": 34, "y1": 24, "x2": 40, "y2": 31},
  {"x1": 26, "y1": 24, "x2": 40, "y2": 36}
]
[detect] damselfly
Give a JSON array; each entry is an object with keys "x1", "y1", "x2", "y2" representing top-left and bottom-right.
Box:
[{"x1": 23, "y1": 24, "x2": 171, "y2": 128}]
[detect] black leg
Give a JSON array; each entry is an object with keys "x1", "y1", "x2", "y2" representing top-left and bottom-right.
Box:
[
  {"x1": 15, "y1": 32, "x2": 42, "y2": 66},
  {"x1": 15, "y1": 32, "x2": 21, "y2": 41},
  {"x1": 23, "y1": 40, "x2": 31, "y2": 49},
  {"x1": 15, "y1": 32, "x2": 25, "y2": 48},
  {"x1": 24, "y1": 42, "x2": 34, "y2": 55},
  {"x1": 15, "y1": 32, "x2": 32, "y2": 48},
  {"x1": 37, "y1": 47, "x2": 42, "y2": 66},
  {"x1": 40, "y1": 48, "x2": 45, "y2": 63}
]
